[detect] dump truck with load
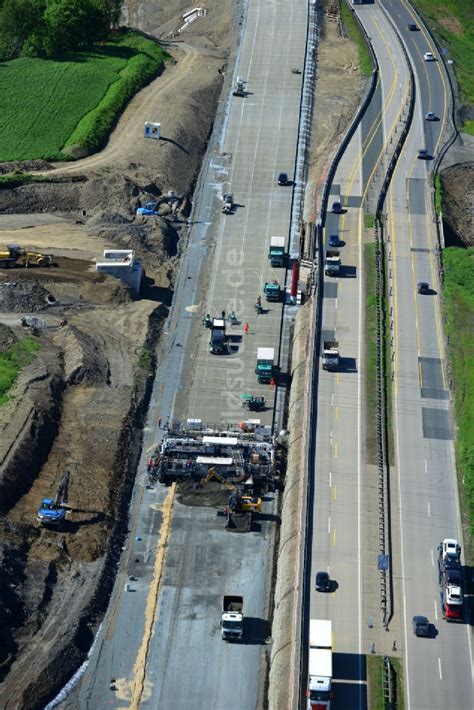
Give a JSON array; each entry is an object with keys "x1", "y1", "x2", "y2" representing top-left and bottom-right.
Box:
[
  {"x1": 268, "y1": 237, "x2": 286, "y2": 267},
  {"x1": 322, "y1": 341, "x2": 339, "y2": 371},
  {"x1": 209, "y1": 318, "x2": 226, "y2": 354},
  {"x1": 221, "y1": 595, "x2": 244, "y2": 640},
  {"x1": 307, "y1": 619, "x2": 332, "y2": 709},
  {"x1": 255, "y1": 347, "x2": 275, "y2": 384},
  {"x1": 325, "y1": 250, "x2": 340, "y2": 276}
]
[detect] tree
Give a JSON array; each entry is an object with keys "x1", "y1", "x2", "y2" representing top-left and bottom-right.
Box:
[
  {"x1": 42, "y1": 0, "x2": 103, "y2": 56},
  {"x1": 0, "y1": 0, "x2": 45, "y2": 58}
]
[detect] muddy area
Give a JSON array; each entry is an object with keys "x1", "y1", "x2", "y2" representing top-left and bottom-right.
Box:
[
  {"x1": 177, "y1": 480, "x2": 231, "y2": 508},
  {"x1": 440, "y1": 162, "x2": 474, "y2": 247}
]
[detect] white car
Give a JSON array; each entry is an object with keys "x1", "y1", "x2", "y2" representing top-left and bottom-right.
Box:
[
  {"x1": 424, "y1": 52, "x2": 435, "y2": 61},
  {"x1": 446, "y1": 584, "x2": 463, "y2": 606},
  {"x1": 440, "y1": 538, "x2": 461, "y2": 560},
  {"x1": 425, "y1": 111, "x2": 436, "y2": 121}
]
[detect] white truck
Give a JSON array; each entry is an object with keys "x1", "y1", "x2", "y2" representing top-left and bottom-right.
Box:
[
  {"x1": 307, "y1": 619, "x2": 332, "y2": 710},
  {"x1": 322, "y1": 341, "x2": 339, "y2": 371},
  {"x1": 268, "y1": 236, "x2": 286, "y2": 267},
  {"x1": 325, "y1": 250, "x2": 341, "y2": 276},
  {"x1": 221, "y1": 595, "x2": 244, "y2": 640}
]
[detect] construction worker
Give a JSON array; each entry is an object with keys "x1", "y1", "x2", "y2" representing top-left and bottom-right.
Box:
[{"x1": 269, "y1": 376, "x2": 276, "y2": 388}]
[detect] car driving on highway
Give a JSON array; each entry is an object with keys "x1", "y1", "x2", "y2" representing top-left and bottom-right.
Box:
[
  {"x1": 412, "y1": 616, "x2": 430, "y2": 637},
  {"x1": 424, "y1": 51, "x2": 435, "y2": 61}
]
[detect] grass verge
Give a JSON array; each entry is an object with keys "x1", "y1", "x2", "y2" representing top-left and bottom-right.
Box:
[
  {"x1": 364, "y1": 241, "x2": 394, "y2": 465},
  {"x1": 411, "y1": 0, "x2": 474, "y2": 132},
  {"x1": 442, "y1": 247, "x2": 474, "y2": 547},
  {"x1": 0, "y1": 30, "x2": 169, "y2": 162},
  {"x1": 365, "y1": 213, "x2": 376, "y2": 229},
  {"x1": 367, "y1": 655, "x2": 404, "y2": 710},
  {"x1": 0, "y1": 337, "x2": 40, "y2": 406},
  {"x1": 340, "y1": 0, "x2": 374, "y2": 77}
]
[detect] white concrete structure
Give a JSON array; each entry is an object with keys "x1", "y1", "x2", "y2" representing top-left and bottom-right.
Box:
[{"x1": 95, "y1": 249, "x2": 143, "y2": 295}]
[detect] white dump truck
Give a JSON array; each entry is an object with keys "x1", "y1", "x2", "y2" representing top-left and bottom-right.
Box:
[
  {"x1": 307, "y1": 619, "x2": 332, "y2": 709},
  {"x1": 322, "y1": 341, "x2": 340, "y2": 371},
  {"x1": 221, "y1": 595, "x2": 244, "y2": 640}
]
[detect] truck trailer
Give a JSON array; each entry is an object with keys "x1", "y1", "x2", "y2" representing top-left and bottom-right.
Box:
[{"x1": 307, "y1": 619, "x2": 332, "y2": 710}]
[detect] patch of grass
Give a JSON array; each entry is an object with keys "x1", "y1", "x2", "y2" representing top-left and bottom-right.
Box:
[
  {"x1": 434, "y1": 174, "x2": 443, "y2": 214},
  {"x1": 462, "y1": 119, "x2": 474, "y2": 135},
  {"x1": 412, "y1": 1, "x2": 474, "y2": 131},
  {"x1": 365, "y1": 213, "x2": 376, "y2": 229},
  {"x1": 138, "y1": 347, "x2": 153, "y2": 372},
  {"x1": 0, "y1": 30, "x2": 169, "y2": 162},
  {"x1": 367, "y1": 655, "x2": 384, "y2": 709},
  {"x1": 442, "y1": 247, "x2": 474, "y2": 545},
  {"x1": 340, "y1": 0, "x2": 374, "y2": 77},
  {"x1": 0, "y1": 337, "x2": 40, "y2": 405}
]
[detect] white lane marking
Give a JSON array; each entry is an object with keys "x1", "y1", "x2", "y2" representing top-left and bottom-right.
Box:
[
  {"x1": 357, "y1": 151, "x2": 363, "y2": 701},
  {"x1": 427, "y1": 501, "x2": 431, "y2": 518},
  {"x1": 438, "y1": 658, "x2": 442, "y2": 680},
  {"x1": 434, "y1": 599, "x2": 438, "y2": 620},
  {"x1": 431, "y1": 548, "x2": 434, "y2": 566},
  {"x1": 328, "y1": 517, "x2": 331, "y2": 534},
  {"x1": 329, "y1": 471, "x2": 332, "y2": 487},
  {"x1": 330, "y1": 430, "x2": 333, "y2": 441},
  {"x1": 335, "y1": 298, "x2": 338, "y2": 309},
  {"x1": 331, "y1": 393, "x2": 334, "y2": 406},
  {"x1": 425, "y1": 459, "x2": 428, "y2": 474}
]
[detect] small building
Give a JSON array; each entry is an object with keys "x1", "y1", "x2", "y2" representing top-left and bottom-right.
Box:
[{"x1": 95, "y1": 249, "x2": 143, "y2": 295}]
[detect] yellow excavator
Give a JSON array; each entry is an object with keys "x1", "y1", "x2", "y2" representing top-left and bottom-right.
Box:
[
  {"x1": 0, "y1": 244, "x2": 53, "y2": 268},
  {"x1": 199, "y1": 467, "x2": 262, "y2": 512}
]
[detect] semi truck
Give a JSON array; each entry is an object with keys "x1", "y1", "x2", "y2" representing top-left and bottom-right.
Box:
[
  {"x1": 307, "y1": 619, "x2": 332, "y2": 710},
  {"x1": 322, "y1": 341, "x2": 339, "y2": 371},
  {"x1": 325, "y1": 250, "x2": 340, "y2": 276},
  {"x1": 221, "y1": 595, "x2": 244, "y2": 640},
  {"x1": 268, "y1": 237, "x2": 286, "y2": 267},
  {"x1": 255, "y1": 347, "x2": 275, "y2": 384}
]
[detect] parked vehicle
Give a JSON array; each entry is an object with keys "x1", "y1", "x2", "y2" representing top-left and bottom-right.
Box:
[
  {"x1": 278, "y1": 172, "x2": 289, "y2": 186},
  {"x1": 268, "y1": 236, "x2": 286, "y2": 267},
  {"x1": 221, "y1": 595, "x2": 244, "y2": 640},
  {"x1": 264, "y1": 280, "x2": 281, "y2": 302},
  {"x1": 255, "y1": 347, "x2": 275, "y2": 384},
  {"x1": 209, "y1": 318, "x2": 227, "y2": 354}
]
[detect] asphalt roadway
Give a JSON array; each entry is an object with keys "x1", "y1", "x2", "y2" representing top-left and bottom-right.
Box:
[
  {"x1": 307, "y1": 2, "x2": 473, "y2": 710},
  {"x1": 307, "y1": 5, "x2": 411, "y2": 708},
  {"x1": 59, "y1": 0, "x2": 309, "y2": 708},
  {"x1": 382, "y1": 1, "x2": 474, "y2": 708}
]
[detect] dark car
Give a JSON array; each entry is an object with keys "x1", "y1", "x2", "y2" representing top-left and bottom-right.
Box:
[
  {"x1": 315, "y1": 571, "x2": 331, "y2": 592},
  {"x1": 444, "y1": 554, "x2": 461, "y2": 571},
  {"x1": 412, "y1": 615, "x2": 430, "y2": 637},
  {"x1": 278, "y1": 172, "x2": 289, "y2": 186},
  {"x1": 445, "y1": 568, "x2": 462, "y2": 586},
  {"x1": 331, "y1": 200, "x2": 343, "y2": 214},
  {"x1": 407, "y1": 23, "x2": 418, "y2": 31},
  {"x1": 418, "y1": 149, "x2": 431, "y2": 160},
  {"x1": 328, "y1": 234, "x2": 339, "y2": 247},
  {"x1": 417, "y1": 282, "x2": 430, "y2": 294}
]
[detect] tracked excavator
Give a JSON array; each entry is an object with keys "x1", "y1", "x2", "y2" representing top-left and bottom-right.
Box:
[
  {"x1": 37, "y1": 470, "x2": 70, "y2": 527},
  {"x1": 0, "y1": 244, "x2": 53, "y2": 268},
  {"x1": 199, "y1": 467, "x2": 262, "y2": 531}
]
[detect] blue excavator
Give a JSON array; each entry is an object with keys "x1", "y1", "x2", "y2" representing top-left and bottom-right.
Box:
[{"x1": 37, "y1": 470, "x2": 70, "y2": 527}]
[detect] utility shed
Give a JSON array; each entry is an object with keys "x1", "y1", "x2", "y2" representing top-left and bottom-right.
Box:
[{"x1": 96, "y1": 249, "x2": 143, "y2": 295}]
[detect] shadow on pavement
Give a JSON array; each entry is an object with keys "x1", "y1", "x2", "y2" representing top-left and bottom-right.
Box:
[{"x1": 241, "y1": 617, "x2": 270, "y2": 645}]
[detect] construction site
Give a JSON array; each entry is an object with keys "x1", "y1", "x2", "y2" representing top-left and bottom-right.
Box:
[{"x1": 0, "y1": 0, "x2": 373, "y2": 706}]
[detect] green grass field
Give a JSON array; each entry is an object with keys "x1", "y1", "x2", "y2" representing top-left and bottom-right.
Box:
[
  {"x1": 0, "y1": 337, "x2": 40, "y2": 406},
  {"x1": 413, "y1": 0, "x2": 474, "y2": 134},
  {"x1": 340, "y1": 0, "x2": 374, "y2": 77},
  {"x1": 0, "y1": 31, "x2": 168, "y2": 162},
  {"x1": 443, "y1": 247, "x2": 474, "y2": 543}
]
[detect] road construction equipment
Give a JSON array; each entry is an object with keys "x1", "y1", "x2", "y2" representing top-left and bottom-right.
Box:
[
  {"x1": 233, "y1": 76, "x2": 247, "y2": 97},
  {"x1": 0, "y1": 244, "x2": 53, "y2": 269},
  {"x1": 264, "y1": 280, "x2": 281, "y2": 302},
  {"x1": 325, "y1": 249, "x2": 341, "y2": 276},
  {"x1": 199, "y1": 467, "x2": 236, "y2": 490},
  {"x1": 240, "y1": 394, "x2": 266, "y2": 411},
  {"x1": 136, "y1": 202, "x2": 160, "y2": 216},
  {"x1": 209, "y1": 318, "x2": 227, "y2": 354},
  {"x1": 268, "y1": 236, "x2": 286, "y2": 267},
  {"x1": 228, "y1": 492, "x2": 262, "y2": 513},
  {"x1": 221, "y1": 595, "x2": 244, "y2": 640},
  {"x1": 37, "y1": 470, "x2": 70, "y2": 527},
  {"x1": 322, "y1": 341, "x2": 340, "y2": 371},
  {"x1": 222, "y1": 193, "x2": 234, "y2": 214},
  {"x1": 256, "y1": 347, "x2": 275, "y2": 384}
]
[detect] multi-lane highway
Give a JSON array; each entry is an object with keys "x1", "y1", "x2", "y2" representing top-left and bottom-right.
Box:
[{"x1": 308, "y1": 1, "x2": 473, "y2": 709}]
